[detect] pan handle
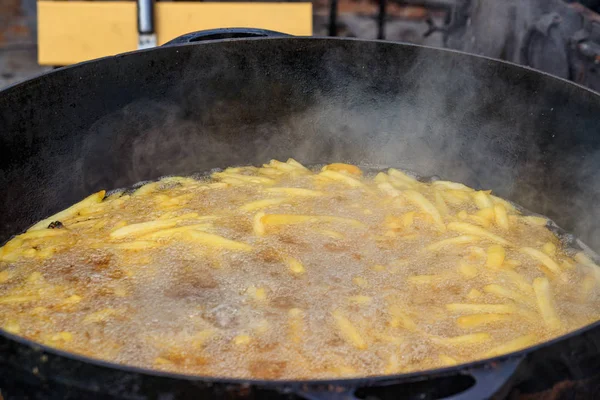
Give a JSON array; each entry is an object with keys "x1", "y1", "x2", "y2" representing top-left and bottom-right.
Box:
[
  {"x1": 163, "y1": 28, "x2": 291, "y2": 46},
  {"x1": 290, "y1": 356, "x2": 524, "y2": 400}
]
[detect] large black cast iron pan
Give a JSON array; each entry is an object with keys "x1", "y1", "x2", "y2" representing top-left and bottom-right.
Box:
[{"x1": 0, "y1": 28, "x2": 599, "y2": 399}]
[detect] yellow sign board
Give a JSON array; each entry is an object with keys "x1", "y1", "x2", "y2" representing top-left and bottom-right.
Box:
[{"x1": 38, "y1": 1, "x2": 313, "y2": 65}]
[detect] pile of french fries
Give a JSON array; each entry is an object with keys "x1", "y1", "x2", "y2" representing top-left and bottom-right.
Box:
[{"x1": 0, "y1": 158, "x2": 599, "y2": 379}]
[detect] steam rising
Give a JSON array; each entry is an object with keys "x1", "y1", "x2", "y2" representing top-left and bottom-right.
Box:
[{"x1": 76, "y1": 39, "x2": 600, "y2": 253}]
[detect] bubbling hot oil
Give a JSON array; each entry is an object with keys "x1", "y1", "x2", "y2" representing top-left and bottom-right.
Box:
[{"x1": 0, "y1": 159, "x2": 599, "y2": 379}]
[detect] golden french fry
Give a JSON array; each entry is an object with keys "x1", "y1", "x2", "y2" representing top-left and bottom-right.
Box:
[
  {"x1": 456, "y1": 314, "x2": 511, "y2": 328},
  {"x1": 403, "y1": 190, "x2": 446, "y2": 232},
  {"x1": 139, "y1": 223, "x2": 213, "y2": 240},
  {"x1": 265, "y1": 188, "x2": 323, "y2": 197},
  {"x1": 432, "y1": 181, "x2": 473, "y2": 191},
  {"x1": 542, "y1": 242, "x2": 557, "y2": 257},
  {"x1": 533, "y1": 277, "x2": 561, "y2": 330},
  {"x1": 458, "y1": 262, "x2": 479, "y2": 279},
  {"x1": 110, "y1": 220, "x2": 178, "y2": 239},
  {"x1": 447, "y1": 222, "x2": 510, "y2": 245},
  {"x1": 388, "y1": 168, "x2": 419, "y2": 188},
  {"x1": 212, "y1": 172, "x2": 275, "y2": 185},
  {"x1": 239, "y1": 198, "x2": 289, "y2": 212},
  {"x1": 0, "y1": 295, "x2": 38, "y2": 304},
  {"x1": 434, "y1": 191, "x2": 449, "y2": 215},
  {"x1": 377, "y1": 182, "x2": 402, "y2": 197},
  {"x1": 485, "y1": 245, "x2": 506, "y2": 269},
  {"x1": 319, "y1": 170, "x2": 364, "y2": 187},
  {"x1": 111, "y1": 241, "x2": 158, "y2": 250},
  {"x1": 500, "y1": 270, "x2": 535, "y2": 296},
  {"x1": 317, "y1": 229, "x2": 345, "y2": 240},
  {"x1": 426, "y1": 235, "x2": 480, "y2": 251},
  {"x1": 439, "y1": 355, "x2": 459, "y2": 366},
  {"x1": 322, "y1": 163, "x2": 362, "y2": 176},
  {"x1": 287, "y1": 257, "x2": 306, "y2": 276},
  {"x1": 446, "y1": 303, "x2": 518, "y2": 314},
  {"x1": 520, "y1": 247, "x2": 561, "y2": 275},
  {"x1": 182, "y1": 231, "x2": 253, "y2": 252},
  {"x1": 431, "y1": 333, "x2": 491, "y2": 346},
  {"x1": 288, "y1": 308, "x2": 304, "y2": 344},
  {"x1": 250, "y1": 211, "x2": 266, "y2": 236},
  {"x1": 407, "y1": 275, "x2": 443, "y2": 284},
  {"x1": 494, "y1": 204, "x2": 509, "y2": 229},
  {"x1": 26, "y1": 191, "x2": 103, "y2": 231},
  {"x1": 261, "y1": 214, "x2": 364, "y2": 228},
  {"x1": 348, "y1": 295, "x2": 372, "y2": 305},
  {"x1": 473, "y1": 191, "x2": 493, "y2": 210},
  {"x1": 520, "y1": 216, "x2": 548, "y2": 227},
  {"x1": 483, "y1": 284, "x2": 534, "y2": 307},
  {"x1": 466, "y1": 288, "x2": 483, "y2": 300},
  {"x1": 332, "y1": 311, "x2": 368, "y2": 349},
  {"x1": 388, "y1": 305, "x2": 419, "y2": 331},
  {"x1": 484, "y1": 334, "x2": 537, "y2": 357}
]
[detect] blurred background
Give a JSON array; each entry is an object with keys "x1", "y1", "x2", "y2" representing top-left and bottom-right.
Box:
[{"x1": 1, "y1": 0, "x2": 599, "y2": 90}]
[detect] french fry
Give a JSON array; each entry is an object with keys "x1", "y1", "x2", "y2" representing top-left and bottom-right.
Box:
[
  {"x1": 352, "y1": 276, "x2": 368, "y2": 287},
  {"x1": 288, "y1": 308, "x2": 304, "y2": 344},
  {"x1": 542, "y1": 242, "x2": 557, "y2": 257},
  {"x1": 494, "y1": 204, "x2": 509, "y2": 230},
  {"x1": 287, "y1": 257, "x2": 306, "y2": 276},
  {"x1": 520, "y1": 216, "x2": 548, "y2": 227},
  {"x1": 458, "y1": 262, "x2": 479, "y2": 279},
  {"x1": 426, "y1": 235, "x2": 480, "y2": 251},
  {"x1": 466, "y1": 289, "x2": 483, "y2": 300},
  {"x1": 212, "y1": 172, "x2": 275, "y2": 185},
  {"x1": 0, "y1": 295, "x2": 38, "y2": 304},
  {"x1": 533, "y1": 277, "x2": 561, "y2": 330},
  {"x1": 408, "y1": 275, "x2": 442, "y2": 284},
  {"x1": 485, "y1": 245, "x2": 506, "y2": 269},
  {"x1": 446, "y1": 303, "x2": 518, "y2": 314},
  {"x1": 319, "y1": 170, "x2": 364, "y2": 187},
  {"x1": 388, "y1": 305, "x2": 419, "y2": 331},
  {"x1": 456, "y1": 314, "x2": 511, "y2": 328},
  {"x1": 447, "y1": 222, "x2": 510, "y2": 245},
  {"x1": 182, "y1": 231, "x2": 253, "y2": 252},
  {"x1": 374, "y1": 172, "x2": 389, "y2": 183},
  {"x1": 133, "y1": 182, "x2": 160, "y2": 196},
  {"x1": 261, "y1": 214, "x2": 364, "y2": 228},
  {"x1": 322, "y1": 163, "x2": 362, "y2": 176},
  {"x1": 403, "y1": 190, "x2": 446, "y2": 232},
  {"x1": 388, "y1": 168, "x2": 419, "y2": 188},
  {"x1": 332, "y1": 311, "x2": 368, "y2": 349},
  {"x1": 253, "y1": 212, "x2": 266, "y2": 236},
  {"x1": 286, "y1": 158, "x2": 310, "y2": 171},
  {"x1": 233, "y1": 334, "x2": 251, "y2": 345},
  {"x1": 111, "y1": 241, "x2": 158, "y2": 250},
  {"x1": 28, "y1": 190, "x2": 106, "y2": 232},
  {"x1": 348, "y1": 295, "x2": 373, "y2": 305},
  {"x1": 377, "y1": 182, "x2": 402, "y2": 197},
  {"x1": 265, "y1": 188, "x2": 323, "y2": 197},
  {"x1": 432, "y1": 181, "x2": 472, "y2": 191},
  {"x1": 431, "y1": 333, "x2": 491, "y2": 346},
  {"x1": 475, "y1": 208, "x2": 495, "y2": 222},
  {"x1": 239, "y1": 198, "x2": 289, "y2": 212},
  {"x1": 483, "y1": 284, "x2": 535, "y2": 307},
  {"x1": 110, "y1": 220, "x2": 178, "y2": 239},
  {"x1": 520, "y1": 247, "x2": 561, "y2": 274},
  {"x1": 500, "y1": 270, "x2": 535, "y2": 296},
  {"x1": 317, "y1": 229, "x2": 345, "y2": 240},
  {"x1": 434, "y1": 191, "x2": 449, "y2": 215},
  {"x1": 473, "y1": 191, "x2": 493, "y2": 210},
  {"x1": 439, "y1": 355, "x2": 459, "y2": 366},
  {"x1": 139, "y1": 223, "x2": 213, "y2": 240},
  {"x1": 484, "y1": 334, "x2": 537, "y2": 357}
]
